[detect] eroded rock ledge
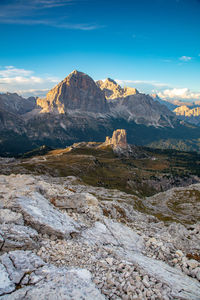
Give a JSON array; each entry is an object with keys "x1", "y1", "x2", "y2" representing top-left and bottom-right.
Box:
[{"x1": 0, "y1": 174, "x2": 200, "y2": 299}]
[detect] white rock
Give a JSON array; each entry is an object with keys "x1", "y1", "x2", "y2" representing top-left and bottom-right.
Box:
[
  {"x1": 13, "y1": 193, "x2": 80, "y2": 239},
  {"x1": 175, "y1": 250, "x2": 184, "y2": 257},
  {"x1": 0, "y1": 209, "x2": 24, "y2": 225},
  {"x1": 106, "y1": 257, "x2": 113, "y2": 266},
  {"x1": 0, "y1": 250, "x2": 105, "y2": 300},
  {"x1": 0, "y1": 264, "x2": 15, "y2": 296},
  {"x1": 187, "y1": 259, "x2": 199, "y2": 269}
]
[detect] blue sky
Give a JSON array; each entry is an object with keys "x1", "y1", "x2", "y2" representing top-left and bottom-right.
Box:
[{"x1": 0, "y1": 0, "x2": 200, "y2": 101}]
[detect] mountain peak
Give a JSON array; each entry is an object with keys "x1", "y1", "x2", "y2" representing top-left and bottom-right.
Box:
[
  {"x1": 69, "y1": 70, "x2": 85, "y2": 76},
  {"x1": 37, "y1": 70, "x2": 108, "y2": 114},
  {"x1": 97, "y1": 78, "x2": 139, "y2": 100}
]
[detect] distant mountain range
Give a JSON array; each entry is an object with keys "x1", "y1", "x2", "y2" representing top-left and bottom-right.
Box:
[
  {"x1": 0, "y1": 70, "x2": 200, "y2": 156},
  {"x1": 151, "y1": 94, "x2": 200, "y2": 127}
]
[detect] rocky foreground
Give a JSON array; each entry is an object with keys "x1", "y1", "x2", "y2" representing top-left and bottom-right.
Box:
[{"x1": 0, "y1": 174, "x2": 200, "y2": 299}]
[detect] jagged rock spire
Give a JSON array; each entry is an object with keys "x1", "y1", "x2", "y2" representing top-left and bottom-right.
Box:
[{"x1": 105, "y1": 129, "x2": 128, "y2": 149}]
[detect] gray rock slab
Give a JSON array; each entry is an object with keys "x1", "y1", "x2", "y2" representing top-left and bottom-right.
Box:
[
  {"x1": 81, "y1": 219, "x2": 144, "y2": 252},
  {"x1": 0, "y1": 209, "x2": 24, "y2": 225},
  {"x1": 0, "y1": 251, "x2": 105, "y2": 300},
  {"x1": 1, "y1": 267, "x2": 105, "y2": 300},
  {"x1": 0, "y1": 224, "x2": 38, "y2": 251},
  {"x1": 0, "y1": 264, "x2": 15, "y2": 296},
  {"x1": 13, "y1": 193, "x2": 80, "y2": 238},
  {"x1": 104, "y1": 219, "x2": 144, "y2": 252},
  {"x1": 124, "y1": 252, "x2": 200, "y2": 300},
  {"x1": 81, "y1": 218, "x2": 200, "y2": 300},
  {"x1": 0, "y1": 251, "x2": 45, "y2": 285}
]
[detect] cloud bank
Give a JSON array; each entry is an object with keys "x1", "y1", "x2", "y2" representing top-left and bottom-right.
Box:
[
  {"x1": 0, "y1": 66, "x2": 59, "y2": 97},
  {"x1": 158, "y1": 88, "x2": 200, "y2": 101}
]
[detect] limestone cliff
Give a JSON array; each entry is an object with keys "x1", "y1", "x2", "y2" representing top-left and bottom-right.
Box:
[
  {"x1": 174, "y1": 105, "x2": 200, "y2": 117},
  {"x1": 37, "y1": 70, "x2": 109, "y2": 114},
  {"x1": 173, "y1": 105, "x2": 200, "y2": 126},
  {"x1": 104, "y1": 129, "x2": 128, "y2": 149}
]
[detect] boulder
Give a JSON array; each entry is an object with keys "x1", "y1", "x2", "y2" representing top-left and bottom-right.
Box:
[
  {"x1": 12, "y1": 193, "x2": 80, "y2": 239},
  {"x1": 53, "y1": 192, "x2": 98, "y2": 210}
]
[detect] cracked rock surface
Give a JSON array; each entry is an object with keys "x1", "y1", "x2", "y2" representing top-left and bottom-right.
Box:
[
  {"x1": 0, "y1": 174, "x2": 200, "y2": 299},
  {"x1": 0, "y1": 251, "x2": 105, "y2": 300}
]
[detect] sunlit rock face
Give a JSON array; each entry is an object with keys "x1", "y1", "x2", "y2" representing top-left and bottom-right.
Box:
[
  {"x1": 174, "y1": 105, "x2": 200, "y2": 117},
  {"x1": 97, "y1": 78, "x2": 139, "y2": 100},
  {"x1": 173, "y1": 105, "x2": 200, "y2": 126},
  {"x1": 105, "y1": 129, "x2": 128, "y2": 149},
  {"x1": 37, "y1": 70, "x2": 109, "y2": 114},
  {"x1": 174, "y1": 105, "x2": 191, "y2": 116}
]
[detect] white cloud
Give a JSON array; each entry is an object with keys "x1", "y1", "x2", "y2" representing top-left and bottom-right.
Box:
[
  {"x1": 0, "y1": 66, "x2": 33, "y2": 77},
  {"x1": 114, "y1": 78, "x2": 200, "y2": 101},
  {"x1": 1, "y1": 18, "x2": 102, "y2": 31},
  {"x1": 16, "y1": 88, "x2": 50, "y2": 97},
  {"x1": 158, "y1": 88, "x2": 200, "y2": 101},
  {"x1": 0, "y1": 66, "x2": 59, "y2": 97},
  {"x1": 179, "y1": 56, "x2": 192, "y2": 62}
]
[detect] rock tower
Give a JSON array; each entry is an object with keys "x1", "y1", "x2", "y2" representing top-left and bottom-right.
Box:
[{"x1": 105, "y1": 129, "x2": 128, "y2": 149}]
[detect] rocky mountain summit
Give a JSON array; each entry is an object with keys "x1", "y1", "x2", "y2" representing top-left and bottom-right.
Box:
[
  {"x1": 36, "y1": 70, "x2": 173, "y2": 128},
  {"x1": 37, "y1": 70, "x2": 109, "y2": 114},
  {"x1": 96, "y1": 78, "x2": 174, "y2": 127},
  {"x1": 97, "y1": 78, "x2": 139, "y2": 100},
  {"x1": 0, "y1": 173, "x2": 200, "y2": 299},
  {"x1": 35, "y1": 70, "x2": 174, "y2": 126}
]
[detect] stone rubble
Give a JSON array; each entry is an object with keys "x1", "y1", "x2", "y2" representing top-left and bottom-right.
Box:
[
  {"x1": 0, "y1": 173, "x2": 200, "y2": 299},
  {"x1": 0, "y1": 250, "x2": 104, "y2": 300}
]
